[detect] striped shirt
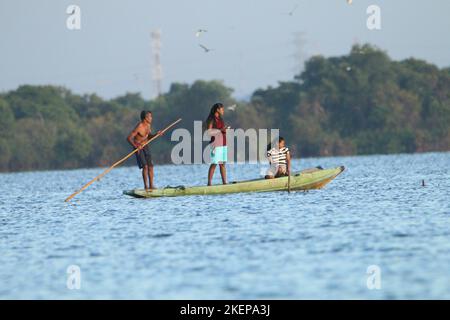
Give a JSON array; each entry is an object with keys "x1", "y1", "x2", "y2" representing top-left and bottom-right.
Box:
[{"x1": 267, "y1": 147, "x2": 290, "y2": 166}]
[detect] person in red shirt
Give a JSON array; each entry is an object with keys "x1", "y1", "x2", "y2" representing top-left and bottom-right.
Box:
[{"x1": 205, "y1": 103, "x2": 229, "y2": 186}]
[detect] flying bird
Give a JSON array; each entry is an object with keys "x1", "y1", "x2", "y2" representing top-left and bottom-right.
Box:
[
  {"x1": 199, "y1": 44, "x2": 214, "y2": 53},
  {"x1": 195, "y1": 29, "x2": 208, "y2": 37},
  {"x1": 227, "y1": 104, "x2": 237, "y2": 111},
  {"x1": 288, "y1": 4, "x2": 299, "y2": 16}
]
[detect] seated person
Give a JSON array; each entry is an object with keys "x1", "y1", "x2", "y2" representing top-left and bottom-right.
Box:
[{"x1": 265, "y1": 137, "x2": 291, "y2": 179}]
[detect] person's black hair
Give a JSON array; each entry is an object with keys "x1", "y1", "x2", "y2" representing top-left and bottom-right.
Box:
[
  {"x1": 140, "y1": 110, "x2": 152, "y2": 121},
  {"x1": 267, "y1": 137, "x2": 285, "y2": 151},
  {"x1": 205, "y1": 103, "x2": 224, "y2": 126}
]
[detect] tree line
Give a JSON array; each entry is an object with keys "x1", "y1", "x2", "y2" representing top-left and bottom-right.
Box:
[{"x1": 0, "y1": 44, "x2": 449, "y2": 172}]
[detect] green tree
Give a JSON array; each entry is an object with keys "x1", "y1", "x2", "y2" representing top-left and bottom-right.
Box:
[
  {"x1": 1, "y1": 44, "x2": 450, "y2": 172},
  {"x1": 0, "y1": 139, "x2": 11, "y2": 171},
  {"x1": 0, "y1": 98, "x2": 15, "y2": 135}
]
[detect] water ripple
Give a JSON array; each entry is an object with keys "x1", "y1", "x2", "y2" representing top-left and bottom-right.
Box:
[{"x1": 0, "y1": 153, "x2": 450, "y2": 299}]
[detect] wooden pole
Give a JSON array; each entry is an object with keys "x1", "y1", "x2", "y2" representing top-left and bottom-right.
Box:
[
  {"x1": 65, "y1": 118, "x2": 182, "y2": 202},
  {"x1": 288, "y1": 174, "x2": 291, "y2": 193}
]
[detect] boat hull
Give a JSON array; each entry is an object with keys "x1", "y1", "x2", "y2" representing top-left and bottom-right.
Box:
[{"x1": 124, "y1": 166, "x2": 345, "y2": 198}]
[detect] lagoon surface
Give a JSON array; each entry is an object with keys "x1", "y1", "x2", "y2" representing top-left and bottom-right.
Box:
[{"x1": 0, "y1": 152, "x2": 449, "y2": 299}]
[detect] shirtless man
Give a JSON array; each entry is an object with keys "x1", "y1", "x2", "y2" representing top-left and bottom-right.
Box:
[{"x1": 127, "y1": 111, "x2": 162, "y2": 190}]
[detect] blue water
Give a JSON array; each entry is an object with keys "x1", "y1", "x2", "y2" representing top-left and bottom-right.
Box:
[{"x1": 0, "y1": 152, "x2": 449, "y2": 299}]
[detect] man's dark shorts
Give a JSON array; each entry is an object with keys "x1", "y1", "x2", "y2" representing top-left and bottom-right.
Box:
[{"x1": 135, "y1": 145, "x2": 153, "y2": 169}]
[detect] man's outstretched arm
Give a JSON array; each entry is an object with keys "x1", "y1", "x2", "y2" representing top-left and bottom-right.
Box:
[{"x1": 148, "y1": 129, "x2": 163, "y2": 139}]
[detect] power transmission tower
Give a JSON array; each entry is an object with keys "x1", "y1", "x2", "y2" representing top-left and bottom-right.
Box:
[
  {"x1": 292, "y1": 32, "x2": 308, "y2": 77},
  {"x1": 151, "y1": 29, "x2": 163, "y2": 98}
]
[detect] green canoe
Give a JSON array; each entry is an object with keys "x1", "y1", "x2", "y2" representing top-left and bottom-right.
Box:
[{"x1": 123, "y1": 166, "x2": 345, "y2": 198}]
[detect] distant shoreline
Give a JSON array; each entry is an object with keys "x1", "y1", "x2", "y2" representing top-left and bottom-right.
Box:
[
  {"x1": 2, "y1": 45, "x2": 450, "y2": 173},
  {"x1": 1, "y1": 151, "x2": 448, "y2": 175}
]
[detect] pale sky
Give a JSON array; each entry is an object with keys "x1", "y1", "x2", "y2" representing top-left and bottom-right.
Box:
[{"x1": 1, "y1": 0, "x2": 449, "y2": 99}]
